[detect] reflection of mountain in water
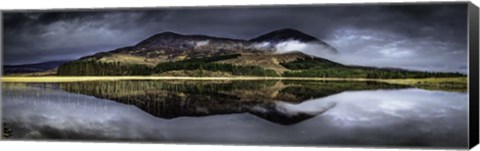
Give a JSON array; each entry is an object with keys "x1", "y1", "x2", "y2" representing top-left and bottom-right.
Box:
[{"x1": 56, "y1": 80, "x2": 407, "y2": 125}]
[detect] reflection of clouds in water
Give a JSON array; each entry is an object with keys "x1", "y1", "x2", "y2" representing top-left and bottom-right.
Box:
[
  {"x1": 2, "y1": 86, "x2": 168, "y2": 140},
  {"x1": 2, "y1": 86, "x2": 468, "y2": 148},
  {"x1": 295, "y1": 88, "x2": 468, "y2": 147},
  {"x1": 319, "y1": 89, "x2": 467, "y2": 127}
]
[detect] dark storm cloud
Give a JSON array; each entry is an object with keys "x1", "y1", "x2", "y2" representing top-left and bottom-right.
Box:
[{"x1": 2, "y1": 3, "x2": 468, "y2": 73}]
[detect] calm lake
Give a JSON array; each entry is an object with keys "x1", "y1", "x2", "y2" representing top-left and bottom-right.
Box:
[{"x1": 1, "y1": 80, "x2": 468, "y2": 148}]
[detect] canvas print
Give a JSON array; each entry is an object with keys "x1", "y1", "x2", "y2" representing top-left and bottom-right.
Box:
[{"x1": 0, "y1": 2, "x2": 475, "y2": 149}]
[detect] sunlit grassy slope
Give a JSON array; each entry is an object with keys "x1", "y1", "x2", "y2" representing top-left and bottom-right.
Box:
[{"x1": 378, "y1": 77, "x2": 467, "y2": 92}]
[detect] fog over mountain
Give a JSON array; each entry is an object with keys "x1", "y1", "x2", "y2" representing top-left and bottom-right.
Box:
[{"x1": 2, "y1": 3, "x2": 468, "y2": 73}]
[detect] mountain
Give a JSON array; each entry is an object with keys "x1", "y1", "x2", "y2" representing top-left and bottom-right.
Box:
[
  {"x1": 249, "y1": 28, "x2": 338, "y2": 54},
  {"x1": 250, "y1": 28, "x2": 320, "y2": 43},
  {"x1": 79, "y1": 31, "x2": 260, "y2": 66},
  {"x1": 77, "y1": 28, "x2": 338, "y2": 66},
  {"x1": 12, "y1": 28, "x2": 460, "y2": 79},
  {"x1": 3, "y1": 60, "x2": 70, "y2": 74}
]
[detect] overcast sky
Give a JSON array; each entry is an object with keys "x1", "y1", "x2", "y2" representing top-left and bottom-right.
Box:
[{"x1": 2, "y1": 3, "x2": 468, "y2": 73}]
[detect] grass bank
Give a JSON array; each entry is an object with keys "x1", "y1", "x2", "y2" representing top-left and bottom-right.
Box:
[{"x1": 1, "y1": 76, "x2": 467, "y2": 91}]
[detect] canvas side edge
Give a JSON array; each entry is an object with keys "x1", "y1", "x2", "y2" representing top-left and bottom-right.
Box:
[{"x1": 468, "y1": 1, "x2": 479, "y2": 149}]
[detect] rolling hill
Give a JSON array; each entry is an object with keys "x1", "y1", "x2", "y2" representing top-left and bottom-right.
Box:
[{"x1": 3, "y1": 60, "x2": 70, "y2": 75}]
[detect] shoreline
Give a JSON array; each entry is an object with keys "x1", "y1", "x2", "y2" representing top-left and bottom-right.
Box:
[
  {"x1": 0, "y1": 76, "x2": 467, "y2": 83},
  {"x1": 0, "y1": 76, "x2": 464, "y2": 82},
  {"x1": 0, "y1": 76, "x2": 467, "y2": 92},
  {"x1": 0, "y1": 76, "x2": 378, "y2": 83}
]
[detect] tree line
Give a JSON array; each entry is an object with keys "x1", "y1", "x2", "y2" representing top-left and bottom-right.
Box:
[
  {"x1": 153, "y1": 61, "x2": 278, "y2": 77},
  {"x1": 57, "y1": 54, "x2": 465, "y2": 78},
  {"x1": 57, "y1": 55, "x2": 278, "y2": 77},
  {"x1": 57, "y1": 61, "x2": 151, "y2": 76},
  {"x1": 281, "y1": 58, "x2": 465, "y2": 79}
]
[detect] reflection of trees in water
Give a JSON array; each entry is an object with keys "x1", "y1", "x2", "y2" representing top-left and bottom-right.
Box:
[
  {"x1": 7, "y1": 80, "x2": 407, "y2": 125},
  {"x1": 2, "y1": 83, "x2": 116, "y2": 112},
  {"x1": 280, "y1": 80, "x2": 409, "y2": 100},
  {"x1": 2, "y1": 83, "x2": 116, "y2": 113},
  {"x1": 3, "y1": 123, "x2": 12, "y2": 138}
]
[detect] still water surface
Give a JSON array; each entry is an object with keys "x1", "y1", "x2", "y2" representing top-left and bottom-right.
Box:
[{"x1": 1, "y1": 80, "x2": 468, "y2": 148}]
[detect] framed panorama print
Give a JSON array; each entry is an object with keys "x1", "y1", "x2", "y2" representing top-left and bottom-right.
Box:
[{"x1": 1, "y1": 1, "x2": 479, "y2": 149}]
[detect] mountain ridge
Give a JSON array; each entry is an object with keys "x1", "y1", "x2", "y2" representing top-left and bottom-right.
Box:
[
  {"x1": 249, "y1": 28, "x2": 320, "y2": 42},
  {"x1": 76, "y1": 28, "x2": 337, "y2": 67},
  {"x1": 136, "y1": 31, "x2": 247, "y2": 47},
  {"x1": 3, "y1": 60, "x2": 70, "y2": 74}
]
